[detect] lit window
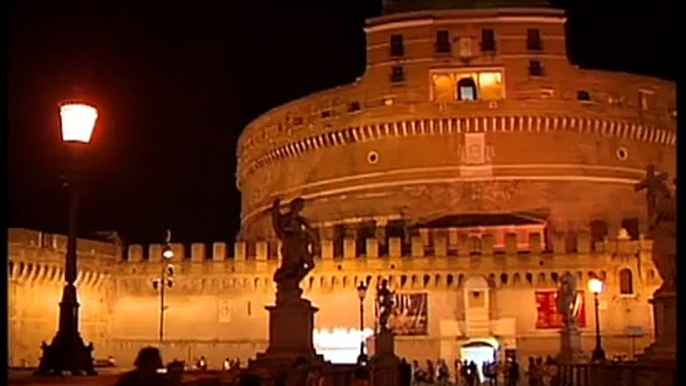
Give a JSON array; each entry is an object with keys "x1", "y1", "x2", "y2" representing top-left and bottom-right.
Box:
[
  {"x1": 432, "y1": 74, "x2": 454, "y2": 102},
  {"x1": 431, "y1": 70, "x2": 504, "y2": 102},
  {"x1": 457, "y1": 78, "x2": 477, "y2": 101},
  {"x1": 619, "y1": 269, "x2": 634, "y2": 295},
  {"x1": 478, "y1": 72, "x2": 503, "y2": 100}
]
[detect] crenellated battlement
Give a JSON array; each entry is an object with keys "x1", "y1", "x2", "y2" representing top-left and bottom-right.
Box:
[
  {"x1": 114, "y1": 234, "x2": 659, "y2": 295},
  {"x1": 124, "y1": 230, "x2": 651, "y2": 263},
  {"x1": 8, "y1": 228, "x2": 119, "y2": 289}
]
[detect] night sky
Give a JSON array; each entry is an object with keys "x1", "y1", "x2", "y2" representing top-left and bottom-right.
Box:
[{"x1": 8, "y1": 1, "x2": 675, "y2": 245}]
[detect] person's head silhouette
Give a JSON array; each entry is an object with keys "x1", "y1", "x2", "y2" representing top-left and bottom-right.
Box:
[{"x1": 133, "y1": 347, "x2": 163, "y2": 374}]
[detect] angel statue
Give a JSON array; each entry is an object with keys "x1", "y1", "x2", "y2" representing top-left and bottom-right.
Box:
[
  {"x1": 557, "y1": 272, "x2": 578, "y2": 329},
  {"x1": 376, "y1": 279, "x2": 395, "y2": 333},
  {"x1": 634, "y1": 165, "x2": 677, "y2": 293},
  {"x1": 271, "y1": 198, "x2": 319, "y2": 292}
]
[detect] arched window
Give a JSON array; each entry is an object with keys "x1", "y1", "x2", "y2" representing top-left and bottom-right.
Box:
[
  {"x1": 457, "y1": 78, "x2": 478, "y2": 101},
  {"x1": 619, "y1": 269, "x2": 634, "y2": 295}
]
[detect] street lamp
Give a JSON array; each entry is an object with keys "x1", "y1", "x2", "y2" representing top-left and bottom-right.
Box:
[
  {"x1": 153, "y1": 231, "x2": 175, "y2": 342},
  {"x1": 357, "y1": 281, "x2": 369, "y2": 365},
  {"x1": 588, "y1": 278, "x2": 606, "y2": 362},
  {"x1": 35, "y1": 102, "x2": 99, "y2": 376}
]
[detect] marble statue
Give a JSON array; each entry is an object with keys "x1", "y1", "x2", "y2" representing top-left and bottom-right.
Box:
[
  {"x1": 634, "y1": 165, "x2": 677, "y2": 293},
  {"x1": 271, "y1": 198, "x2": 319, "y2": 293},
  {"x1": 557, "y1": 272, "x2": 578, "y2": 329},
  {"x1": 377, "y1": 279, "x2": 395, "y2": 332}
]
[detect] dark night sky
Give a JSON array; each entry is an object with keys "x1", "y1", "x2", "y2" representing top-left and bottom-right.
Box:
[{"x1": 8, "y1": 1, "x2": 675, "y2": 245}]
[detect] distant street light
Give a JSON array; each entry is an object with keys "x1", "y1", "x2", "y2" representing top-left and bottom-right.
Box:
[
  {"x1": 357, "y1": 281, "x2": 369, "y2": 365},
  {"x1": 153, "y1": 230, "x2": 175, "y2": 342},
  {"x1": 36, "y1": 102, "x2": 99, "y2": 376},
  {"x1": 588, "y1": 278, "x2": 606, "y2": 362}
]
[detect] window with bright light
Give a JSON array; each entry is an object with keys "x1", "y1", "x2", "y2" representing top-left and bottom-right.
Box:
[
  {"x1": 458, "y1": 78, "x2": 477, "y2": 101},
  {"x1": 432, "y1": 74, "x2": 454, "y2": 102},
  {"x1": 430, "y1": 70, "x2": 504, "y2": 102},
  {"x1": 478, "y1": 72, "x2": 503, "y2": 100}
]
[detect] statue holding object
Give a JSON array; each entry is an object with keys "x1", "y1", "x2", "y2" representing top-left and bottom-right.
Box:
[
  {"x1": 271, "y1": 198, "x2": 319, "y2": 296},
  {"x1": 376, "y1": 279, "x2": 395, "y2": 333},
  {"x1": 634, "y1": 165, "x2": 677, "y2": 294},
  {"x1": 557, "y1": 272, "x2": 578, "y2": 329}
]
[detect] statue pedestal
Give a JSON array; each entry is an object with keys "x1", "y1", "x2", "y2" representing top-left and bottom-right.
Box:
[
  {"x1": 557, "y1": 326, "x2": 585, "y2": 363},
  {"x1": 370, "y1": 330, "x2": 400, "y2": 386},
  {"x1": 248, "y1": 295, "x2": 324, "y2": 380},
  {"x1": 640, "y1": 290, "x2": 676, "y2": 364}
]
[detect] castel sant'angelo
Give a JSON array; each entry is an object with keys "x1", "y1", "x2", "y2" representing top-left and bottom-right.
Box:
[{"x1": 9, "y1": 0, "x2": 676, "y2": 369}]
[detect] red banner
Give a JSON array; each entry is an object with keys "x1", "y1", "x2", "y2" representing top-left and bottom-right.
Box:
[{"x1": 535, "y1": 290, "x2": 586, "y2": 329}]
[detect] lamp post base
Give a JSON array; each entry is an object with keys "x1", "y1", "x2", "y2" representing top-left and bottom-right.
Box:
[
  {"x1": 34, "y1": 333, "x2": 97, "y2": 376},
  {"x1": 34, "y1": 285, "x2": 97, "y2": 376},
  {"x1": 590, "y1": 347, "x2": 606, "y2": 363}
]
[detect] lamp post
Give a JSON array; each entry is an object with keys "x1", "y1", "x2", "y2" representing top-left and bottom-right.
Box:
[
  {"x1": 35, "y1": 102, "x2": 99, "y2": 376},
  {"x1": 588, "y1": 278, "x2": 606, "y2": 362},
  {"x1": 152, "y1": 231, "x2": 175, "y2": 342},
  {"x1": 357, "y1": 281, "x2": 369, "y2": 365}
]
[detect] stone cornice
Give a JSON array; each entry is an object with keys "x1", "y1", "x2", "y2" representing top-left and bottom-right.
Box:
[{"x1": 239, "y1": 114, "x2": 676, "y2": 181}]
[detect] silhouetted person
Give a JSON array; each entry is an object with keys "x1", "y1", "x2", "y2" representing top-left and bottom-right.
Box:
[
  {"x1": 506, "y1": 358, "x2": 520, "y2": 386},
  {"x1": 468, "y1": 361, "x2": 478, "y2": 386},
  {"x1": 399, "y1": 358, "x2": 412, "y2": 386},
  {"x1": 426, "y1": 359, "x2": 435, "y2": 384},
  {"x1": 115, "y1": 347, "x2": 171, "y2": 386},
  {"x1": 527, "y1": 357, "x2": 538, "y2": 386}
]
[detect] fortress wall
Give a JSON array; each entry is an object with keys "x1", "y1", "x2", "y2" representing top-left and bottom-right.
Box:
[
  {"x1": 8, "y1": 228, "x2": 661, "y2": 366},
  {"x1": 8, "y1": 229, "x2": 117, "y2": 366}
]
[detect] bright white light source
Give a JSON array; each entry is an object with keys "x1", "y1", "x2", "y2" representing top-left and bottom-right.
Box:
[
  {"x1": 60, "y1": 103, "x2": 98, "y2": 143},
  {"x1": 163, "y1": 248, "x2": 174, "y2": 259},
  {"x1": 588, "y1": 278, "x2": 604, "y2": 294}
]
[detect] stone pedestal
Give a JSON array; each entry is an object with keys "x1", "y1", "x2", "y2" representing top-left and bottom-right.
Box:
[
  {"x1": 640, "y1": 291, "x2": 676, "y2": 364},
  {"x1": 557, "y1": 327, "x2": 586, "y2": 363},
  {"x1": 247, "y1": 294, "x2": 324, "y2": 382},
  {"x1": 370, "y1": 330, "x2": 400, "y2": 386}
]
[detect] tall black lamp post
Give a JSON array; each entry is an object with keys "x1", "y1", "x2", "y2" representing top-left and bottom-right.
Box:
[
  {"x1": 588, "y1": 278, "x2": 606, "y2": 362},
  {"x1": 152, "y1": 231, "x2": 175, "y2": 342},
  {"x1": 357, "y1": 281, "x2": 369, "y2": 365},
  {"x1": 36, "y1": 102, "x2": 99, "y2": 376}
]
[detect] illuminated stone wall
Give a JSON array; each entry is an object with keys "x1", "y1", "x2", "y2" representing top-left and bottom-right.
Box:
[
  {"x1": 7, "y1": 228, "x2": 660, "y2": 367},
  {"x1": 7, "y1": 229, "x2": 116, "y2": 367},
  {"x1": 235, "y1": 6, "x2": 676, "y2": 241}
]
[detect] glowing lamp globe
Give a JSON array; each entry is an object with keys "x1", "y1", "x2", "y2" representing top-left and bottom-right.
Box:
[
  {"x1": 60, "y1": 103, "x2": 98, "y2": 143},
  {"x1": 588, "y1": 278, "x2": 604, "y2": 294},
  {"x1": 162, "y1": 247, "x2": 174, "y2": 259}
]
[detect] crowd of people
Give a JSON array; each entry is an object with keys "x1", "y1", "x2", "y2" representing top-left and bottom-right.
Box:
[
  {"x1": 115, "y1": 347, "x2": 565, "y2": 386},
  {"x1": 397, "y1": 355, "x2": 561, "y2": 386}
]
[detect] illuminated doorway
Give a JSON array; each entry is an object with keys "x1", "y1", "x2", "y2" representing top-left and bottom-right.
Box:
[
  {"x1": 459, "y1": 338, "x2": 499, "y2": 382},
  {"x1": 313, "y1": 328, "x2": 374, "y2": 364}
]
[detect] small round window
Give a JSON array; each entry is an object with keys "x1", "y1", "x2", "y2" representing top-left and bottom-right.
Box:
[
  {"x1": 616, "y1": 147, "x2": 629, "y2": 160},
  {"x1": 367, "y1": 151, "x2": 379, "y2": 164}
]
